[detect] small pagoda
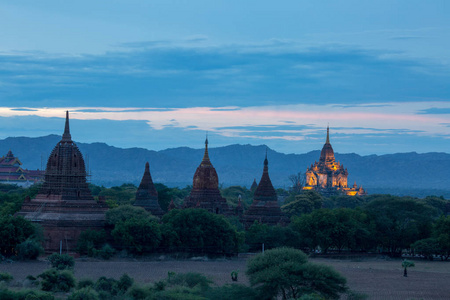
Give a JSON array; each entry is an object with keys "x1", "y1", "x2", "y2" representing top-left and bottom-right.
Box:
[
  {"x1": 183, "y1": 137, "x2": 231, "y2": 215},
  {"x1": 242, "y1": 152, "x2": 289, "y2": 229},
  {"x1": 16, "y1": 111, "x2": 108, "y2": 253},
  {"x1": 303, "y1": 126, "x2": 366, "y2": 196},
  {"x1": 0, "y1": 150, "x2": 44, "y2": 187},
  {"x1": 133, "y1": 162, "x2": 164, "y2": 217}
]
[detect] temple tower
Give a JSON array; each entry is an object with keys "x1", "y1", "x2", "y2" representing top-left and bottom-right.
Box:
[
  {"x1": 16, "y1": 111, "x2": 108, "y2": 253},
  {"x1": 242, "y1": 151, "x2": 288, "y2": 229},
  {"x1": 303, "y1": 126, "x2": 366, "y2": 196},
  {"x1": 183, "y1": 137, "x2": 231, "y2": 215},
  {"x1": 133, "y1": 162, "x2": 164, "y2": 217}
]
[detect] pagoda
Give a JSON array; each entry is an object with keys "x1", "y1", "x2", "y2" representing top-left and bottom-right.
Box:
[
  {"x1": 242, "y1": 152, "x2": 289, "y2": 229},
  {"x1": 303, "y1": 126, "x2": 366, "y2": 196},
  {"x1": 133, "y1": 162, "x2": 164, "y2": 217},
  {"x1": 0, "y1": 150, "x2": 44, "y2": 187},
  {"x1": 183, "y1": 137, "x2": 231, "y2": 215},
  {"x1": 16, "y1": 111, "x2": 108, "y2": 253}
]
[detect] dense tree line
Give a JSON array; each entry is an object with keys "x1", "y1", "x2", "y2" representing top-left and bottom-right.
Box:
[{"x1": 1, "y1": 182, "x2": 449, "y2": 260}]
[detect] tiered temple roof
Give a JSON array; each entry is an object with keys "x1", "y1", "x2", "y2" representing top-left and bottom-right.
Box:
[
  {"x1": 0, "y1": 150, "x2": 44, "y2": 186},
  {"x1": 242, "y1": 152, "x2": 289, "y2": 229},
  {"x1": 133, "y1": 162, "x2": 164, "y2": 217},
  {"x1": 183, "y1": 137, "x2": 231, "y2": 215},
  {"x1": 16, "y1": 111, "x2": 108, "y2": 253},
  {"x1": 303, "y1": 126, "x2": 366, "y2": 196}
]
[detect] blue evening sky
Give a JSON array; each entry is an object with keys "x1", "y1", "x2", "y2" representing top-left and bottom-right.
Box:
[{"x1": 0, "y1": 1, "x2": 449, "y2": 155}]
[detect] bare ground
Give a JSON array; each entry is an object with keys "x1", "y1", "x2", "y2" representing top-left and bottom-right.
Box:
[{"x1": 1, "y1": 256, "x2": 449, "y2": 299}]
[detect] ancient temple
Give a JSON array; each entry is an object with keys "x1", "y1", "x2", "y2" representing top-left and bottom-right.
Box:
[
  {"x1": 303, "y1": 126, "x2": 366, "y2": 196},
  {"x1": 242, "y1": 152, "x2": 289, "y2": 229},
  {"x1": 250, "y1": 179, "x2": 258, "y2": 193},
  {"x1": 16, "y1": 111, "x2": 108, "y2": 253},
  {"x1": 183, "y1": 137, "x2": 232, "y2": 215},
  {"x1": 133, "y1": 162, "x2": 164, "y2": 217},
  {"x1": 0, "y1": 150, "x2": 44, "y2": 187}
]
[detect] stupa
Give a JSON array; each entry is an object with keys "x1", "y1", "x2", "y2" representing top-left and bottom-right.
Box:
[
  {"x1": 133, "y1": 162, "x2": 164, "y2": 217},
  {"x1": 242, "y1": 151, "x2": 289, "y2": 229},
  {"x1": 303, "y1": 126, "x2": 366, "y2": 196},
  {"x1": 183, "y1": 137, "x2": 231, "y2": 215},
  {"x1": 16, "y1": 111, "x2": 108, "y2": 253}
]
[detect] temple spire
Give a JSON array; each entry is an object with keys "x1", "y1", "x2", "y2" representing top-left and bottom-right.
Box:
[
  {"x1": 326, "y1": 124, "x2": 330, "y2": 144},
  {"x1": 264, "y1": 148, "x2": 268, "y2": 166},
  {"x1": 61, "y1": 111, "x2": 72, "y2": 142},
  {"x1": 202, "y1": 134, "x2": 210, "y2": 162}
]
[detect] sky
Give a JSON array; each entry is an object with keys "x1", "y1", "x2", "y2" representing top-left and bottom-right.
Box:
[{"x1": 0, "y1": 1, "x2": 449, "y2": 155}]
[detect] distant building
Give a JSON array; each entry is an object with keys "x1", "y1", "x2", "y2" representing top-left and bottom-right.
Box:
[
  {"x1": 0, "y1": 150, "x2": 44, "y2": 187},
  {"x1": 242, "y1": 152, "x2": 289, "y2": 229},
  {"x1": 133, "y1": 162, "x2": 165, "y2": 217},
  {"x1": 183, "y1": 137, "x2": 232, "y2": 215},
  {"x1": 16, "y1": 111, "x2": 108, "y2": 253},
  {"x1": 303, "y1": 126, "x2": 366, "y2": 196}
]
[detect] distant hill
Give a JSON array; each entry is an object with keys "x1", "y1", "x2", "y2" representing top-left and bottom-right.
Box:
[{"x1": 1, "y1": 135, "x2": 449, "y2": 198}]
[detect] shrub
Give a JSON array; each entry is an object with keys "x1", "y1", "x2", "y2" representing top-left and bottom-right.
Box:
[
  {"x1": 0, "y1": 288, "x2": 55, "y2": 300},
  {"x1": 17, "y1": 238, "x2": 43, "y2": 260},
  {"x1": 118, "y1": 273, "x2": 134, "y2": 292},
  {"x1": 94, "y1": 276, "x2": 120, "y2": 296},
  {"x1": 92, "y1": 244, "x2": 115, "y2": 260},
  {"x1": 47, "y1": 253, "x2": 75, "y2": 270},
  {"x1": 127, "y1": 285, "x2": 152, "y2": 299},
  {"x1": 206, "y1": 284, "x2": 258, "y2": 300},
  {"x1": 76, "y1": 230, "x2": 106, "y2": 256},
  {"x1": 77, "y1": 278, "x2": 95, "y2": 289},
  {"x1": 68, "y1": 287, "x2": 99, "y2": 300},
  {"x1": 167, "y1": 272, "x2": 212, "y2": 292},
  {"x1": 0, "y1": 272, "x2": 13, "y2": 283},
  {"x1": 38, "y1": 269, "x2": 76, "y2": 292}
]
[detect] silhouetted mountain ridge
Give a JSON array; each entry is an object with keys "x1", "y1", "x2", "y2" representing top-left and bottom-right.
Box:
[{"x1": 1, "y1": 135, "x2": 449, "y2": 197}]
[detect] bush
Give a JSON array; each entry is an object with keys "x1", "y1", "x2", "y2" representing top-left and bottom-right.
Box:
[
  {"x1": 17, "y1": 238, "x2": 43, "y2": 260},
  {"x1": 68, "y1": 287, "x2": 99, "y2": 300},
  {"x1": 47, "y1": 253, "x2": 75, "y2": 270},
  {"x1": 206, "y1": 284, "x2": 258, "y2": 300},
  {"x1": 118, "y1": 273, "x2": 134, "y2": 293},
  {"x1": 76, "y1": 230, "x2": 106, "y2": 256},
  {"x1": 0, "y1": 272, "x2": 13, "y2": 283},
  {"x1": 0, "y1": 288, "x2": 54, "y2": 300},
  {"x1": 167, "y1": 272, "x2": 212, "y2": 292},
  {"x1": 92, "y1": 244, "x2": 115, "y2": 260},
  {"x1": 94, "y1": 276, "x2": 120, "y2": 296},
  {"x1": 38, "y1": 269, "x2": 76, "y2": 292},
  {"x1": 77, "y1": 278, "x2": 95, "y2": 289}
]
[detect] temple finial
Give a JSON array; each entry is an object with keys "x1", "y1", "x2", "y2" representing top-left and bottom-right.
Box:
[
  {"x1": 326, "y1": 124, "x2": 330, "y2": 144},
  {"x1": 264, "y1": 148, "x2": 268, "y2": 166},
  {"x1": 61, "y1": 111, "x2": 72, "y2": 142},
  {"x1": 202, "y1": 134, "x2": 210, "y2": 162}
]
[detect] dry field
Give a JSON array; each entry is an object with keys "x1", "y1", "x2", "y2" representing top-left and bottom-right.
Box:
[{"x1": 1, "y1": 256, "x2": 449, "y2": 299}]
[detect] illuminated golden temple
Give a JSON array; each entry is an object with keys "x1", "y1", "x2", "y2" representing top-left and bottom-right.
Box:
[{"x1": 303, "y1": 126, "x2": 366, "y2": 196}]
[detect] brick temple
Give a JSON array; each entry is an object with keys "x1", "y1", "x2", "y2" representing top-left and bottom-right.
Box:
[
  {"x1": 303, "y1": 126, "x2": 366, "y2": 196},
  {"x1": 183, "y1": 137, "x2": 232, "y2": 215},
  {"x1": 133, "y1": 162, "x2": 164, "y2": 217},
  {"x1": 16, "y1": 111, "x2": 108, "y2": 253},
  {"x1": 242, "y1": 152, "x2": 289, "y2": 229}
]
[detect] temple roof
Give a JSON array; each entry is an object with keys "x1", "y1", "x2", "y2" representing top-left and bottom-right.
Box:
[
  {"x1": 192, "y1": 137, "x2": 219, "y2": 190},
  {"x1": 136, "y1": 162, "x2": 158, "y2": 199},
  {"x1": 253, "y1": 151, "x2": 277, "y2": 202},
  {"x1": 319, "y1": 125, "x2": 335, "y2": 163}
]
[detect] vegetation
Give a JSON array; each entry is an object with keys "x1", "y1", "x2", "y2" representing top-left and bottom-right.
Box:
[
  {"x1": 246, "y1": 247, "x2": 348, "y2": 299},
  {"x1": 47, "y1": 253, "x2": 75, "y2": 270}
]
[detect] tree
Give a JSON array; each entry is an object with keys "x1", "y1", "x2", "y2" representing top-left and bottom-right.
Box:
[
  {"x1": 246, "y1": 248, "x2": 347, "y2": 300},
  {"x1": 432, "y1": 215, "x2": 450, "y2": 260},
  {"x1": 0, "y1": 215, "x2": 36, "y2": 257},
  {"x1": 282, "y1": 191, "x2": 322, "y2": 217},
  {"x1": 401, "y1": 260, "x2": 415, "y2": 277},
  {"x1": 111, "y1": 217, "x2": 161, "y2": 254},
  {"x1": 161, "y1": 208, "x2": 240, "y2": 254},
  {"x1": 105, "y1": 205, "x2": 155, "y2": 226},
  {"x1": 288, "y1": 172, "x2": 306, "y2": 193},
  {"x1": 76, "y1": 229, "x2": 107, "y2": 256},
  {"x1": 364, "y1": 196, "x2": 437, "y2": 256},
  {"x1": 245, "y1": 222, "x2": 304, "y2": 252},
  {"x1": 411, "y1": 238, "x2": 439, "y2": 260}
]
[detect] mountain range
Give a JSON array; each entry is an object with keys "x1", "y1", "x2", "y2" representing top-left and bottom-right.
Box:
[{"x1": 1, "y1": 135, "x2": 449, "y2": 198}]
